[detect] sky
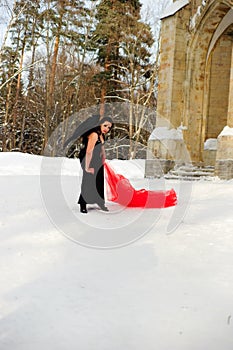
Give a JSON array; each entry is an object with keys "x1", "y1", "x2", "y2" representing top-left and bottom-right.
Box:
[{"x1": 1, "y1": 152, "x2": 233, "y2": 349}]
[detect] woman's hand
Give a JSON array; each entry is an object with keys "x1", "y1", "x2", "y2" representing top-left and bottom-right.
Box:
[{"x1": 85, "y1": 167, "x2": 94, "y2": 174}]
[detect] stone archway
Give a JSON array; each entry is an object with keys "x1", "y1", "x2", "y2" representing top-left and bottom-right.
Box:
[
  {"x1": 156, "y1": 0, "x2": 233, "y2": 178},
  {"x1": 205, "y1": 23, "x2": 233, "y2": 139},
  {"x1": 183, "y1": 1, "x2": 233, "y2": 162}
]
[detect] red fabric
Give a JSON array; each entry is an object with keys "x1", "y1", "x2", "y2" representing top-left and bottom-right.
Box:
[{"x1": 104, "y1": 162, "x2": 177, "y2": 208}]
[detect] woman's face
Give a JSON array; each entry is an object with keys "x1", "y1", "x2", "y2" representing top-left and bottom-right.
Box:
[{"x1": 100, "y1": 121, "x2": 112, "y2": 134}]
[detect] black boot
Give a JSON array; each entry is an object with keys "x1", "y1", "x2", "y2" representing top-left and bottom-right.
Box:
[
  {"x1": 80, "y1": 203, "x2": 87, "y2": 213},
  {"x1": 78, "y1": 195, "x2": 87, "y2": 213}
]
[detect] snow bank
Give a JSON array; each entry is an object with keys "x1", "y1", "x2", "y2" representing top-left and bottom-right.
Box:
[
  {"x1": 204, "y1": 138, "x2": 217, "y2": 151},
  {"x1": 149, "y1": 126, "x2": 183, "y2": 141},
  {"x1": 0, "y1": 152, "x2": 42, "y2": 175},
  {"x1": 2, "y1": 149, "x2": 233, "y2": 350},
  {"x1": 160, "y1": 0, "x2": 189, "y2": 19},
  {"x1": 0, "y1": 152, "x2": 80, "y2": 176},
  {"x1": 0, "y1": 152, "x2": 145, "y2": 179},
  {"x1": 1, "y1": 151, "x2": 233, "y2": 350},
  {"x1": 218, "y1": 126, "x2": 233, "y2": 137},
  {"x1": 108, "y1": 159, "x2": 145, "y2": 179}
]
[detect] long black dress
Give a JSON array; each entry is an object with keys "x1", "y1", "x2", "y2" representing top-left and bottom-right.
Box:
[{"x1": 78, "y1": 132, "x2": 105, "y2": 207}]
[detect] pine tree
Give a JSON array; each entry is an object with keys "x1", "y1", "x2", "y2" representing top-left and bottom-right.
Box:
[{"x1": 90, "y1": 0, "x2": 155, "y2": 157}]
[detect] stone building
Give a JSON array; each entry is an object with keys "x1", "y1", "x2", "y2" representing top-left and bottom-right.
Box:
[{"x1": 151, "y1": 0, "x2": 233, "y2": 179}]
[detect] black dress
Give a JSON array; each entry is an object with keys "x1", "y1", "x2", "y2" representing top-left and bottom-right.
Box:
[{"x1": 78, "y1": 132, "x2": 105, "y2": 207}]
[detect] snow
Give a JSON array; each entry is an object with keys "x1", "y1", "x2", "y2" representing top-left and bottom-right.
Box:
[
  {"x1": 1, "y1": 152, "x2": 233, "y2": 349},
  {"x1": 160, "y1": 0, "x2": 189, "y2": 19},
  {"x1": 149, "y1": 126, "x2": 183, "y2": 141},
  {"x1": 204, "y1": 138, "x2": 217, "y2": 151},
  {"x1": 190, "y1": 5, "x2": 202, "y2": 30},
  {"x1": 218, "y1": 125, "x2": 233, "y2": 137}
]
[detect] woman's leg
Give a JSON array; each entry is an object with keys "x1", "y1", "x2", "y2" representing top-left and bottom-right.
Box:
[
  {"x1": 96, "y1": 166, "x2": 109, "y2": 211},
  {"x1": 78, "y1": 194, "x2": 87, "y2": 213}
]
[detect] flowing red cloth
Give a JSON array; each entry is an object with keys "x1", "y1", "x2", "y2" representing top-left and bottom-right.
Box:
[{"x1": 104, "y1": 162, "x2": 177, "y2": 208}]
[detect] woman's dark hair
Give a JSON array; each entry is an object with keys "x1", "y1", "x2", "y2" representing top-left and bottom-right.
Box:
[
  {"x1": 81, "y1": 115, "x2": 113, "y2": 140},
  {"x1": 99, "y1": 116, "x2": 114, "y2": 127},
  {"x1": 92, "y1": 115, "x2": 114, "y2": 135}
]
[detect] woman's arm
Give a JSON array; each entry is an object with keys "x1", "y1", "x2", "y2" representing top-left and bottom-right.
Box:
[
  {"x1": 99, "y1": 134, "x2": 106, "y2": 162},
  {"x1": 101, "y1": 144, "x2": 106, "y2": 162},
  {"x1": 85, "y1": 132, "x2": 98, "y2": 174}
]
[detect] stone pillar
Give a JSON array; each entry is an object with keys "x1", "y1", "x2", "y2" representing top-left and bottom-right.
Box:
[
  {"x1": 215, "y1": 43, "x2": 233, "y2": 179},
  {"x1": 156, "y1": 16, "x2": 177, "y2": 123},
  {"x1": 215, "y1": 130, "x2": 233, "y2": 179},
  {"x1": 153, "y1": 9, "x2": 189, "y2": 178},
  {"x1": 157, "y1": 10, "x2": 188, "y2": 129},
  {"x1": 145, "y1": 127, "x2": 190, "y2": 178},
  {"x1": 227, "y1": 42, "x2": 233, "y2": 128}
]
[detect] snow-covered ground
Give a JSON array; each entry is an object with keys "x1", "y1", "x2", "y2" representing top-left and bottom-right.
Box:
[{"x1": 1, "y1": 152, "x2": 233, "y2": 350}]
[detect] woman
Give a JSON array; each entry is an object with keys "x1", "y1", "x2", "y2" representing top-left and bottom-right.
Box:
[{"x1": 78, "y1": 116, "x2": 113, "y2": 213}]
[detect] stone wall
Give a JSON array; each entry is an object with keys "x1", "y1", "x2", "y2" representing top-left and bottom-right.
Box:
[{"x1": 215, "y1": 133, "x2": 233, "y2": 179}]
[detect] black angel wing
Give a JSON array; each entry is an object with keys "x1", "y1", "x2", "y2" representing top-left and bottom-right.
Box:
[{"x1": 63, "y1": 114, "x2": 100, "y2": 148}]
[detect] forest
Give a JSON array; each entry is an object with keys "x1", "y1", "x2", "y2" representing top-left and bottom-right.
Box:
[{"x1": 0, "y1": 0, "x2": 167, "y2": 159}]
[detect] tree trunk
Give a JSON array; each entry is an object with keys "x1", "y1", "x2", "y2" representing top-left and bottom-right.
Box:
[{"x1": 43, "y1": 1, "x2": 64, "y2": 151}]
